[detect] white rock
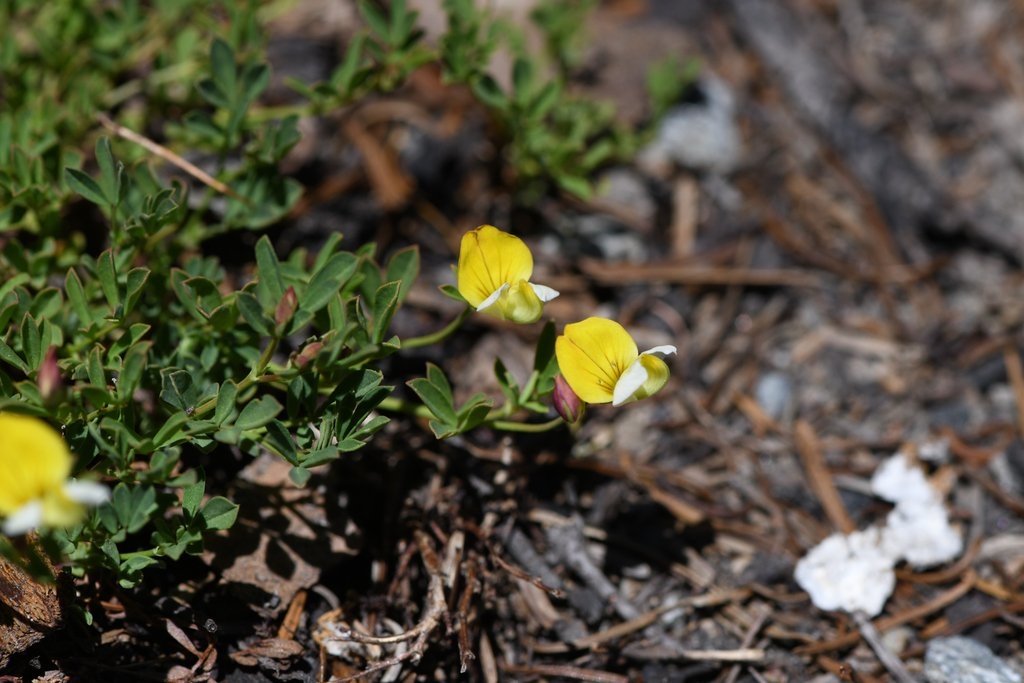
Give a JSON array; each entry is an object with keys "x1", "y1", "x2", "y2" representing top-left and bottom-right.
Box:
[
  {"x1": 883, "y1": 498, "x2": 963, "y2": 569},
  {"x1": 794, "y1": 527, "x2": 896, "y2": 617},
  {"x1": 638, "y1": 77, "x2": 742, "y2": 175},
  {"x1": 870, "y1": 451, "x2": 937, "y2": 506}
]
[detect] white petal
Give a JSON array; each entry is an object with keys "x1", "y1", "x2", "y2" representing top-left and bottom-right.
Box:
[
  {"x1": 613, "y1": 358, "x2": 649, "y2": 406},
  {"x1": 64, "y1": 479, "x2": 111, "y2": 506},
  {"x1": 476, "y1": 283, "x2": 509, "y2": 312},
  {"x1": 3, "y1": 501, "x2": 44, "y2": 535},
  {"x1": 528, "y1": 283, "x2": 560, "y2": 303},
  {"x1": 641, "y1": 345, "x2": 677, "y2": 357}
]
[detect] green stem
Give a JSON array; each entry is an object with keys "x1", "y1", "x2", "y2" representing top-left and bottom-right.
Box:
[
  {"x1": 518, "y1": 369, "x2": 540, "y2": 405},
  {"x1": 402, "y1": 307, "x2": 472, "y2": 349},
  {"x1": 490, "y1": 417, "x2": 564, "y2": 433},
  {"x1": 377, "y1": 396, "x2": 434, "y2": 419},
  {"x1": 190, "y1": 338, "x2": 280, "y2": 418}
]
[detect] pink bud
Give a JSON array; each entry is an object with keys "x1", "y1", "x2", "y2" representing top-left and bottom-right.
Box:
[
  {"x1": 275, "y1": 286, "x2": 298, "y2": 330},
  {"x1": 37, "y1": 346, "x2": 63, "y2": 405},
  {"x1": 553, "y1": 374, "x2": 585, "y2": 426},
  {"x1": 293, "y1": 340, "x2": 324, "y2": 368}
]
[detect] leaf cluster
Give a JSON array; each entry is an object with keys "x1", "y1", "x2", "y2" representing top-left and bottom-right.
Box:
[
  {"x1": 1, "y1": 128, "x2": 419, "y2": 583},
  {"x1": 0, "y1": 0, "x2": 694, "y2": 587}
]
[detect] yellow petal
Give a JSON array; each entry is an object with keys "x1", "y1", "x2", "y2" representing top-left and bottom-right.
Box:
[
  {"x1": 456, "y1": 225, "x2": 534, "y2": 309},
  {"x1": 0, "y1": 413, "x2": 72, "y2": 516},
  {"x1": 555, "y1": 318, "x2": 638, "y2": 404}
]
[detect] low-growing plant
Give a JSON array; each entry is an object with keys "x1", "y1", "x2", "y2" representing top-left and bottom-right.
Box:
[{"x1": 0, "y1": 0, "x2": 685, "y2": 594}]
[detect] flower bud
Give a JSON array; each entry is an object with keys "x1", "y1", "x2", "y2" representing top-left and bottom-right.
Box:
[
  {"x1": 275, "y1": 286, "x2": 298, "y2": 331},
  {"x1": 293, "y1": 340, "x2": 324, "y2": 369},
  {"x1": 553, "y1": 374, "x2": 585, "y2": 426},
  {"x1": 37, "y1": 346, "x2": 63, "y2": 405}
]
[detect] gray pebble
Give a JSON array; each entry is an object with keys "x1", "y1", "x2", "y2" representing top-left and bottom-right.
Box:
[
  {"x1": 755, "y1": 371, "x2": 792, "y2": 421},
  {"x1": 925, "y1": 637, "x2": 1021, "y2": 683},
  {"x1": 639, "y1": 77, "x2": 742, "y2": 175}
]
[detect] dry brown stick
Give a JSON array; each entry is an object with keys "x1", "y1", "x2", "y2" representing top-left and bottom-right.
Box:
[
  {"x1": 277, "y1": 590, "x2": 307, "y2": 641},
  {"x1": 340, "y1": 115, "x2": 413, "y2": 210},
  {"x1": 547, "y1": 518, "x2": 640, "y2": 621},
  {"x1": 895, "y1": 537, "x2": 981, "y2": 585},
  {"x1": 96, "y1": 112, "x2": 240, "y2": 199},
  {"x1": 921, "y1": 596, "x2": 1024, "y2": 639},
  {"x1": 455, "y1": 560, "x2": 477, "y2": 673},
  {"x1": 578, "y1": 258, "x2": 821, "y2": 288},
  {"x1": 797, "y1": 570, "x2": 977, "y2": 655},
  {"x1": 675, "y1": 648, "x2": 764, "y2": 662},
  {"x1": 723, "y1": 606, "x2": 771, "y2": 683},
  {"x1": 852, "y1": 610, "x2": 917, "y2": 683},
  {"x1": 531, "y1": 589, "x2": 750, "y2": 654},
  {"x1": 794, "y1": 420, "x2": 856, "y2": 534},
  {"x1": 329, "y1": 531, "x2": 453, "y2": 682},
  {"x1": 499, "y1": 663, "x2": 629, "y2": 683}
]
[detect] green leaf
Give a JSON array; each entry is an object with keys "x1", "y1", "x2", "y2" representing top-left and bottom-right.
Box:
[
  {"x1": 0, "y1": 338, "x2": 28, "y2": 373},
  {"x1": 111, "y1": 483, "x2": 157, "y2": 534},
  {"x1": 120, "y1": 555, "x2": 159, "y2": 578},
  {"x1": 149, "y1": 412, "x2": 191, "y2": 449},
  {"x1": 255, "y1": 235, "x2": 285, "y2": 305},
  {"x1": 209, "y1": 38, "x2": 236, "y2": 100},
  {"x1": 531, "y1": 81, "x2": 560, "y2": 119},
  {"x1": 96, "y1": 250, "x2": 119, "y2": 310},
  {"x1": 408, "y1": 379, "x2": 456, "y2": 426},
  {"x1": 159, "y1": 368, "x2": 198, "y2": 412},
  {"x1": 0, "y1": 274, "x2": 29, "y2": 303},
  {"x1": 20, "y1": 314, "x2": 40, "y2": 370},
  {"x1": 182, "y1": 477, "x2": 205, "y2": 518},
  {"x1": 512, "y1": 57, "x2": 534, "y2": 98},
  {"x1": 65, "y1": 168, "x2": 108, "y2": 206},
  {"x1": 456, "y1": 394, "x2": 492, "y2": 432},
  {"x1": 359, "y1": 0, "x2": 390, "y2": 39},
  {"x1": 235, "y1": 395, "x2": 282, "y2": 431},
  {"x1": 289, "y1": 467, "x2": 312, "y2": 487},
  {"x1": 302, "y1": 252, "x2": 358, "y2": 313},
  {"x1": 300, "y1": 447, "x2": 340, "y2": 467},
  {"x1": 385, "y1": 246, "x2": 419, "y2": 304},
  {"x1": 123, "y1": 268, "x2": 150, "y2": 316},
  {"x1": 533, "y1": 319, "x2": 557, "y2": 375},
  {"x1": 200, "y1": 497, "x2": 238, "y2": 530},
  {"x1": 472, "y1": 74, "x2": 506, "y2": 109},
  {"x1": 556, "y1": 174, "x2": 592, "y2": 199},
  {"x1": 86, "y1": 345, "x2": 106, "y2": 388},
  {"x1": 493, "y1": 357, "x2": 519, "y2": 403},
  {"x1": 214, "y1": 380, "x2": 237, "y2": 424},
  {"x1": 426, "y1": 362, "x2": 452, "y2": 393},
  {"x1": 118, "y1": 342, "x2": 150, "y2": 404},
  {"x1": 94, "y1": 137, "x2": 121, "y2": 206},
  {"x1": 331, "y1": 34, "x2": 368, "y2": 94},
  {"x1": 439, "y1": 283, "x2": 468, "y2": 304},
  {"x1": 240, "y1": 63, "x2": 270, "y2": 107},
  {"x1": 264, "y1": 419, "x2": 298, "y2": 465},
  {"x1": 236, "y1": 291, "x2": 271, "y2": 336},
  {"x1": 371, "y1": 280, "x2": 401, "y2": 344}
]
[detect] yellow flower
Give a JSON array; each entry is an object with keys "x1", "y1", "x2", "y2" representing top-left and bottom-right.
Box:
[
  {"x1": 555, "y1": 317, "x2": 676, "y2": 406},
  {"x1": 0, "y1": 413, "x2": 109, "y2": 535},
  {"x1": 456, "y1": 225, "x2": 559, "y2": 324}
]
